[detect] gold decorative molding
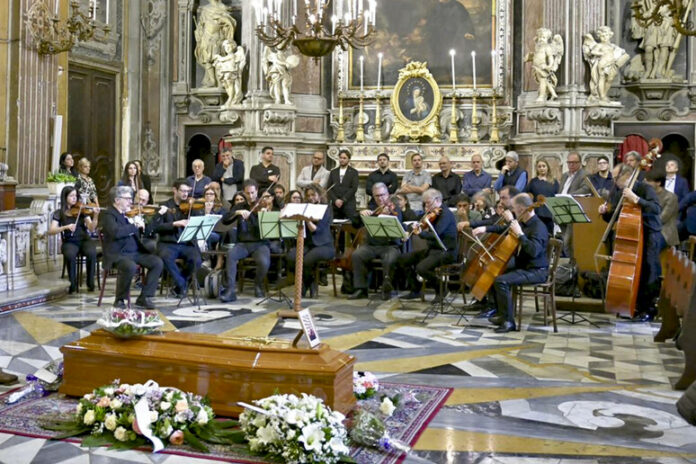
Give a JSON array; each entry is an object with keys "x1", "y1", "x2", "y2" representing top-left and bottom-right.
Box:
[{"x1": 389, "y1": 62, "x2": 442, "y2": 142}]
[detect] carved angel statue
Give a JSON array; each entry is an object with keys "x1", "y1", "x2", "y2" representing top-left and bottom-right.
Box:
[
  {"x1": 262, "y1": 47, "x2": 300, "y2": 105},
  {"x1": 213, "y1": 40, "x2": 246, "y2": 107},
  {"x1": 525, "y1": 28, "x2": 564, "y2": 103},
  {"x1": 194, "y1": 0, "x2": 237, "y2": 87},
  {"x1": 582, "y1": 26, "x2": 629, "y2": 104}
]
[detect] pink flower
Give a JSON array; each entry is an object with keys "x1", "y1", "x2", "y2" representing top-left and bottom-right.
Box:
[
  {"x1": 97, "y1": 397, "x2": 110, "y2": 408},
  {"x1": 174, "y1": 399, "x2": 188, "y2": 413},
  {"x1": 168, "y1": 430, "x2": 184, "y2": 445}
]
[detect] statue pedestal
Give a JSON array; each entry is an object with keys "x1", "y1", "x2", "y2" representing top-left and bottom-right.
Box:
[
  {"x1": 0, "y1": 209, "x2": 41, "y2": 291},
  {"x1": 260, "y1": 103, "x2": 296, "y2": 136}
]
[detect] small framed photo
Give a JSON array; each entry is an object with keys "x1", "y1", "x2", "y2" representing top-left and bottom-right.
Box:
[{"x1": 298, "y1": 308, "x2": 321, "y2": 348}]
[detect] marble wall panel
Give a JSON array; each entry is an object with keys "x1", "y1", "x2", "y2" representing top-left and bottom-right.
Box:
[
  {"x1": 522, "y1": 0, "x2": 544, "y2": 92},
  {"x1": 296, "y1": 116, "x2": 324, "y2": 134},
  {"x1": 291, "y1": 57, "x2": 322, "y2": 96}
]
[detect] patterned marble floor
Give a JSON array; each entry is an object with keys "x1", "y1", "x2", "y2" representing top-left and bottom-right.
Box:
[{"x1": 0, "y1": 273, "x2": 693, "y2": 464}]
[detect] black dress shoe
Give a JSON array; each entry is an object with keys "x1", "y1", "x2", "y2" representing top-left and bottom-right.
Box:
[
  {"x1": 219, "y1": 288, "x2": 237, "y2": 303},
  {"x1": 113, "y1": 300, "x2": 127, "y2": 309},
  {"x1": 400, "y1": 291, "x2": 422, "y2": 300},
  {"x1": 488, "y1": 315, "x2": 506, "y2": 326},
  {"x1": 135, "y1": 296, "x2": 155, "y2": 309},
  {"x1": 348, "y1": 289, "x2": 368, "y2": 300},
  {"x1": 494, "y1": 321, "x2": 516, "y2": 333},
  {"x1": 476, "y1": 308, "x2": 497, "y2": 319}
]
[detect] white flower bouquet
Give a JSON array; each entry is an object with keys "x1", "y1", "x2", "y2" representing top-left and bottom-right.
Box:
[
  {"x1": 42, "y1": 379, "x2": 243, "y2": 452},
  {"x1": 353, "y1": 371, "x2": 379, "y2": 400},
  {"x1": 239, "y1": 393, "x2": 352, "y2": 464},
  {"x1": 349, "y1": 408, "x2": 410, "y2": 455},
  {"x1": 97, "y1": 307, "x2": 163, "y2": 338}
]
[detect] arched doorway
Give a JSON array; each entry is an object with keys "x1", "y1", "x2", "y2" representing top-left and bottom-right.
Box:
[
  {"x1": 661, "y1": 133, "x2": 692, "y2": 188},
  {"x1": 185, "y1": 134, "x2": 214, "y2": 177}
]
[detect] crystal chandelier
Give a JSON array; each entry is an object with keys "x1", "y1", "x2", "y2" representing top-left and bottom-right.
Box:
[
  {"x1": 631, "y1": 0, "x2": 696, "y2": 36},
  {"x1": 25, "y1": 0, "x2": 111, "y2": 55},
  {"x1": 254, "y1": 0, "x2": 377, "y2": 58}
]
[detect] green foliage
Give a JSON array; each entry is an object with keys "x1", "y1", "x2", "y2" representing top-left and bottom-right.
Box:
[{"x1": 46, "y1": 171, "x2": 76, "y2": 183}]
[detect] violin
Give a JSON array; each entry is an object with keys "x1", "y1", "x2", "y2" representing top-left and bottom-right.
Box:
[
  {"x1": 179, "y1": 199, "x2": 223, "y2": 214},
  {"x1": 405, "y1": 207, "x2": 442, "y2": 240},
  {"x1": 67, "y1": 202, "x2": 101, "y2": 218},
  {"x1": 125, "y1": 205, "x2": 167, "y2": 217}
]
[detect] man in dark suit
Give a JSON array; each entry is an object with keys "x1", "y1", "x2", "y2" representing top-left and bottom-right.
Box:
[
  {"x1": 665, "y1": 159, "x2": 690, "y2": 202},
  {"x1": 678, "y1": 190, "x2": 696, "y2": 239},
  {"x1": 327, "y1": 148, "x2": 359, "y2": 223},
  {"x1": 212, "y1": 148, "x2": 244, "y2": 204},
  {"x1": 100, "y1": 186, "x2": 163, "y2": 309}
]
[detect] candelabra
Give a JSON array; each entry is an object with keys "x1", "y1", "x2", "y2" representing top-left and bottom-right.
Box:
[
  {"x1": 254, "y1": 0, "x2": 376, "y2": 58},
  {"x1": 355, "y1": 94, "x2": 365, "y2": 143},
  {"x1": 631, "y1": 0, "x2": 696, "y2": 36},
  {"x1": 469, "y1": 92, "x2": 480, "y2": 143},
  {"x1": 336, "y1": 93, "x2": 346, "y2": 143},
  {"x1": 489, "y1": 91, "x2": 500, "y2": 144},
  {"x1": 374, "y1": 92, "x2": 382, "y2": 143},
  {"x1": 449, "y1": 93, "x2": 458, "y2": 143},
  {"x1": 25, "y1": 0, "x2": 110, "y2": 55}
]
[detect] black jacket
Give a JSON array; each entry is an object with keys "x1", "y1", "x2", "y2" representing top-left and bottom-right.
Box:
[
  {"x1": 487, "y1": 214, "x2": 549, "y2": 270},
  {"x1": 99, "y1": 206, "x2": 147, "y2": 269},
  {"x1": 328, "y1": 166, "x2": 359, "y2": 208},
  {"x1": 212, "y1": 159, "x2": 244, "y2": 192}
]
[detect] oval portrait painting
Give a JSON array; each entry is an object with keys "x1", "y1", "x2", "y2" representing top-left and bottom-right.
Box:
[{"x1": 397, "y1": 77, "x2": 436, "y2": 122}]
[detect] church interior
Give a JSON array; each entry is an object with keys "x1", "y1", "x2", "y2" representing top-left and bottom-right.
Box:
[{"x1": 0, "y1": 0, "x2": 696, "y2": 463}]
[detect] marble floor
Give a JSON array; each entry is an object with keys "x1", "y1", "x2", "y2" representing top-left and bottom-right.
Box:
[{"x1": 0, "y1": 272, "x2": 694, "y2": 464}]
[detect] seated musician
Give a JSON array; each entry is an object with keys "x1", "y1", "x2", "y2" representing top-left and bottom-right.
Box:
[
  {"x1": 258, "y1": 189, "x2": 283, "y2": 254},
  {"x1": 48, "y1": 185, "x2": 98, "y2": 293},
  {"x1": 286, "y1": 184, "x2": 335, "y2": 298},
  {"x1": 348, "y1": 182, "x2": 402, "y2": 300},
  {"x1": 399, "y1": 189, "x2": 458, "y2": 302},
  {"x1": 473, "y1": 193, "x2": 549, "y2": 333},
  {"x1": 219, "y1": 179, "x2": 270, "y2": 302},
  {"x1": 152, "y1": 179, "x2": 202, "y2": 299},
  {"x1": 599, "y1": 163, "x2": 665, "y2": 322},
  {"x1": 457, "y1": 186, "x2": 517, "y2": 231},
  {"x1": 100, "y1": 186, "x2": 163, "y2": 309}
]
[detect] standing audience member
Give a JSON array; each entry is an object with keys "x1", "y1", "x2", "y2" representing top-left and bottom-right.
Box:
[
  {"x1": 461, "y1": 154, "x2": 492, "y2": 197},
  {"x1": 212, "y1": 149, "x2": 244, "y2": 203},
  {"x1": 187, "y1": 159, "x2": 212, "y2": 199},
  {"x1": 645, "y1": 169, "x2": 679, "y2": 249},
  {"x1": 366, "y1": 153, "x2": 398, "y2": 209},
  {"x1": 494, "y1": 151, "x2": 528, "y2": 193},
  {"x1": 327, "y1": 149, "x2": 359, "y2": 223},
  {"x1": 250, "y1": 146, "x2": 281, "y2": 191},
  {"x1": 679, "y1": 190, "x2": 696, "y2": 240},
  {"x1": 399, "y1": 151, "x2": 431, "y2": 214},
  {"x1": 588, "y1": 155, "x2": 613, "y2": 198},
  {"x1": 74, "y1": 157, "x2": 100, "y2": 207},
  {"x1": 118, "y1": 161, "x2": 142, "y2": 193},
  {"x1": 58, "y1": 152, "x2": 78, "y2": 177},
  {"x1": 525, "y1": 158, "x2": 559, "y2": 236},
  {"x1": 664, "y1": 159, "x2": 689, "y2": 202},
  {"x1": 559, "y1": 152, "x2": 591, "y2": 195},
  {"x1": 297, "y1": 150, "x2": 330, "y2": 189},
  {"x1": 431, "y1": 156, "x2": 462, "y2": 206}
]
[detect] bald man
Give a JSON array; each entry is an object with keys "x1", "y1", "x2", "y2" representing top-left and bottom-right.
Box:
[{"x1": 431, "y1": 156, "x2": 462, "y2": 206}]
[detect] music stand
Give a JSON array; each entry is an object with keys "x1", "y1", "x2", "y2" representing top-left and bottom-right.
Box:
[
  {"x1": 258, "y1": 211, "x2": 298, "y2": 308},
  {"x1": 543, "y1": 196, "x2": 599, "y2": 327},
  {"x1": 177, "y1": 214, "x2": 221, "y2": 312}
]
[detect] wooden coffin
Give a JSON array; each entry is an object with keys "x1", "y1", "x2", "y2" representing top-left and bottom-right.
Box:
[{"x1": 60, "y1": 330, "x2": 356, "y2": 416}]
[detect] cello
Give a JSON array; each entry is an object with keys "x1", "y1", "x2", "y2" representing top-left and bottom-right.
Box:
[
  {"x1": 468, "y1": 198, "x2": 546, "y2": 301},
  {"x1": 595, "y1": 154, "x2": 657, "y2": 317}
]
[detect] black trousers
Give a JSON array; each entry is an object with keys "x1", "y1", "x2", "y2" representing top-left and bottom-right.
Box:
[
  {"x1": 352, "y1": 245, "x2": 400, "y2": 290},
  {"x1": 398, "y1": 248, "x2": 456, "y2": 294},
  {"x1": 157, "y1": 242, "x2": 202, "y2": 292},
  {"x1": 62, "y1": 239, "x2": 97, "y2": 289},
  {"x1": 488, "y1": 267, "x2": 548, "y2": 323},
  {"x1": 286, "y1": 245, "x2": 335, "y2": 285},
  {"x1": 111, "y1": 252, "x2": 163, "y2": 301}
]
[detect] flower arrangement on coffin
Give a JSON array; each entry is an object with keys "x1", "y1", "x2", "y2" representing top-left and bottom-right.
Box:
[
  {"x1": 42, "y1": 380, "x2": 244, "y2": 452},
  {"x1": 239, "y1": 393, "x2": 354, "y2": 464},
  {"x1": 353, "y1": 371, "x2": 379, "y2": 400},
  {"x1": 97, "y1": 308, "x2": 163, "y2": 338}
]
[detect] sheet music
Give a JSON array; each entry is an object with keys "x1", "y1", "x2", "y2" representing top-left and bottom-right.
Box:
[{"x1": 281, "y1": 203, "x2": 327, "y2": 221}]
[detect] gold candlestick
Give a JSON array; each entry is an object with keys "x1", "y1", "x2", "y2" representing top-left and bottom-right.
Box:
[
  {"x1": 449, "y1": 94, "x2": 458, "y2": 143},
  {"x1": 355, "y1": 94, "x2": 365, "y2": 143},
  {"x1": 470, "y1": 92, "x2": 480, "y2": 143},
  {"x1": 336, "y1": 93, "x2": 345, "y2": 143},
  {"x1": 374, "y1": 93, "x2": 382, "y2": 143},
  {"x1": 489, "y1": 91, "x2": 500, "y2": 144}
]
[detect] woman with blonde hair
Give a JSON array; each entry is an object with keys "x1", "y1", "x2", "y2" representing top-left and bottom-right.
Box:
[{"x1": 525, "y1": 158, "x2": 558, "y2": 235}]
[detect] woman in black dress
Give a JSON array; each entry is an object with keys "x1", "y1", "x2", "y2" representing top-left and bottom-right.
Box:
[
  {"x1": 48, "y1": 186, "x2": 98, "y2": 293},
  {"x1": 525, "y1": 158, "x2": 559, "y2": 236},
  {"x1": 58, "y1": 152, "x2": 78, "y2": 177}
]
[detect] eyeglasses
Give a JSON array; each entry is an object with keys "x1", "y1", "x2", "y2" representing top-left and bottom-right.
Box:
[{"x1": 119, "y1": 197, "x2": 132, "y2": 201}]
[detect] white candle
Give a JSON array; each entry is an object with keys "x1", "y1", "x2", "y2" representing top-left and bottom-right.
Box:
[
  {"x1": 105, "y1": 0, "x2": 109, "y2": 24},
  {"x1": 490, "y1": 50, "x2": 496, "y2": 87},
  {"x1": 55, "y1": 0, "x2": 59, "y2": 16},
  {"x1": 359, "y1": 55, "x2": 364, "y2": 93},
  {"x1": 337, "y1": 0, "x2": 343, "y2": 20},
  {"x1": 377, "y1": 52, "x2": 383, "y2": 92},
  {"x1": 450, "y1": 49, "x2": 456, "y2": 91},
  {"x1": 471, "y1": 50, "x2": 477, "y2": 90},
  {"x1": 363, "y1": 11, "x2": 368, "y2": 35},
  {"x1": 331, "y1": 15, "x2": 337, "y2": 34},
  {"x1": 293, "y1": 0, "x2": 297, "y2": 17}
]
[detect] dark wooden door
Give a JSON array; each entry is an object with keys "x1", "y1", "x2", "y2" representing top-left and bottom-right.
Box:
[{"x1": 68, "y1": 65, "x2": 117, "y2": 204}]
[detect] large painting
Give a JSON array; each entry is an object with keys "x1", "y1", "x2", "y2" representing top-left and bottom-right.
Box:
[{"x1": 349, "y1": 0, "x2": 495, "y2": 89}]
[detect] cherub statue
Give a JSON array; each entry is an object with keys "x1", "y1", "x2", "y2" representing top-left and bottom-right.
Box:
[
  {"x1": 628, "y1": 1, "x2": 683, "y2": 80},
  {"x1": 582, "y1": 26, "x2": 630, "y2": 104},
  {"x1": 525, "y1": 28, "x2": 564, "y2": 103},
  {"x1": 213, "y1": 40, "x2": 246, "y2": 107},
  {"x1": 262, "y1": 46, "x2": 299, "y2": 105},
  {"x1": 194, "y1": 0, "x2": 237, "y2": 87}
]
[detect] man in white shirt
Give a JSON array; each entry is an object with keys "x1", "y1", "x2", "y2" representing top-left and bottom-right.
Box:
[
  {"x1": 559, "y1": 152, "x2": 591, "y2": 195},
  {"x1": 297, "y1": 150, "x2": 330, "y2": 189},
  {"x1": 664, "y1": 159, "x2": 689, "y2": 202},
  {"x1": 398, "y1": 151, "x2": 431, "y2": 214}
]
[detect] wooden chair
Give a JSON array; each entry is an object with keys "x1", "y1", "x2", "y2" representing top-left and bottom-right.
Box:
[
  {"x1": 688, "y1": 235, "x2": 696, "y2": 261},
  {"x1": 513, "y1": 238, "x2": 563, "y2": 333}
]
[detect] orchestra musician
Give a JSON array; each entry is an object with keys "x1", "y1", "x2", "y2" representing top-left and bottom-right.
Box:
[
  {"x1": 151, "y1": 179, "x2": 202, "y2": 299},
  {"x1": 48, "y1": 185, "x2": 98, "y2": 293},
  {"x1": 599, "y1": 163, "x2": 665, "y2": 322},
  {"x1": 473, "y1": 193, "x2": 549, "y2": 333},
  {"x1": 348, "y1": 182, "x2": 403, "y2": 300},
  {"x1": 399, "y1": 188, "x2": 458, "y2": 302},
  {"x1": 100, "y1": 186, "x2": 163, "y2": 309},
  {"x1": 286, "y1": 184, "x2": 335, "y2": 299},
  {"x1": 219, "y1": 179, "x2": 270, "y2": 302}
]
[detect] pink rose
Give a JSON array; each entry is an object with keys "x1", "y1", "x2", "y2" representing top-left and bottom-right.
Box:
[
  {"x1": 132, "y1": 419, "x2": 142, "y2": 435},
  {"x1": 97, "y1": 397, "x2": 110, "y2": 408},
  {"x1": 174, "y1": 400, "x2": 188, "y2": 413},
  {"x1": 169, "y1": 430, "x2": 184, "y2": 445}
]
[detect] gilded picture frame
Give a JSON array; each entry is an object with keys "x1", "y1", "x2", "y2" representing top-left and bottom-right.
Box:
[{"x1": 390, "y1": 62, "x2": 442, "y2": 142}]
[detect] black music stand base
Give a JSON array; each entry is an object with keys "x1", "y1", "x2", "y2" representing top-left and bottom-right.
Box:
[
  {"x1": 178, "y1": 273, "x2": 207, "y2": 312},
  {"x1": 257, "y1": 286, "x2": 293, "y2": 308},
  {"x1": 558, "y1": 310, "x2": 600, "y2": 328}
]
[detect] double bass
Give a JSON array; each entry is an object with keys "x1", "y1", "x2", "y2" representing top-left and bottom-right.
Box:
[{"x1": 595, "y1": 154, "x2": 657, "y2": 317}]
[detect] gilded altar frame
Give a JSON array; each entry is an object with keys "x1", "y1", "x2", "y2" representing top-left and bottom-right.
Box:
[{"x1": 389, "y1": 62, "x2": 442, "y2": 142}]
